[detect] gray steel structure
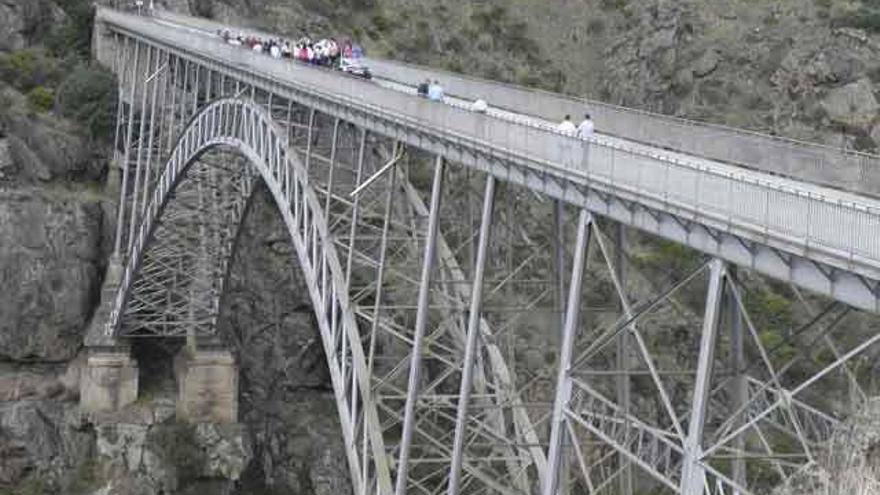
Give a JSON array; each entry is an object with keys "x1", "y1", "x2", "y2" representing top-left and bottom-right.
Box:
[{"x1": 93, "y1": 6, "x2": 880, "y2": 495}]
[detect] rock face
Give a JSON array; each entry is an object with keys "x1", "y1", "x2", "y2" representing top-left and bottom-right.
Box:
[
  {"x1": 218, "y1": 185, "x2": 352, "y2": 495},
  {"x1": 0, "y1": 190, "x2": 103, "y2": 362},
  {"x1": 94, "y1": 419, "x2": 251, "y2": 495},
  {"x1": 0, "y1": 399, "x2": 94, "y2": 492},
  {"x1": 0, "y1": 1, "x2": 65, "y2": 52}
]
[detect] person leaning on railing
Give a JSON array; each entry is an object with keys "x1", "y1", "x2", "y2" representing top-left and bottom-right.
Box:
[{"x1": 577, "y1": 113, "x2": 594, "y2": 139}]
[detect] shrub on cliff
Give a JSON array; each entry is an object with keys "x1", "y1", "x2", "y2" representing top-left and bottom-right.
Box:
[
  {"x1": 26, "y1": 86, "x2": 54, "y2": 113},
  {"x1": 46, "y1": 0, "x2": 95, "y2": 59},
  {"x1": 55, "y1": 64, "x2": 117, "y2": 141},
  {"x1": 0, "y1": 48, "x2": 63, "y2": 92}
]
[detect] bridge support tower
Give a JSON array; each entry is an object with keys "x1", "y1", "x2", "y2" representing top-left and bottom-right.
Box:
[{"x1": 174, "y1": 341, "x2": 238, "y2": 423}]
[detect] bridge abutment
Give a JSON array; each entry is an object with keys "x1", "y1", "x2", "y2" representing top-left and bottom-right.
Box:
[
  {"x1": 80, "y1": 255, "x2": 142, "y2": 413},
  {"x1": 81, "y1": 346, "x2": 139, "y2": 413},
  {"x1": 173, "y1": 345, "x2": 238, "y2": 423}
]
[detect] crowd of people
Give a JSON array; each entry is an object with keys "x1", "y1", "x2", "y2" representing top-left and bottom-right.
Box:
[{"x1": 217, "y1": 29, "x2": 371, "y2": 77}]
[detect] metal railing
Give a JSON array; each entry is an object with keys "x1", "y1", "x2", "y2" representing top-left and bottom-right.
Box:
[{"x1": 365, "y1": 57, "x2": 880, "y2": 197}]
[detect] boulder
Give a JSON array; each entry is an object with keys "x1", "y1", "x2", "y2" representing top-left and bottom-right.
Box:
[
  {"x1": 821, "y1": 79, "x2": 879, "y2": 130},
  {"x1": 693, "y1": 49, "x2": 719, "y2": 78}
]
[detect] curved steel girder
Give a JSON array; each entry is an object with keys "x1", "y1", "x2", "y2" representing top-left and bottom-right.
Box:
[{"x1": 106, "y1": 97, "x2": 393, "y2": 494}]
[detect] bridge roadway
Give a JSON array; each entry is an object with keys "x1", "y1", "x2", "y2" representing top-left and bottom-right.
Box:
[{"x1": 97, "y1": 8, "x2": 880, "y2": 312}]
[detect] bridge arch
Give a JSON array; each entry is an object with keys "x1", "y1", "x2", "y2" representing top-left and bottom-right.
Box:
[{"x1": 106, "y1": 97, "x2": 393, "y2": 493}]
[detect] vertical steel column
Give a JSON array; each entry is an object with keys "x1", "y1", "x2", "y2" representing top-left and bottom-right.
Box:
[
  {"x1": 111, "y1": 33, "x2": 126, "y2": 158},
  {"x1": 345, "y1": 129, "x2": 367, "y2": 285},
  {"x1": 394, "y1": 155, "x2": 444, "y2": 495},
  {"x1": 363, "y1": 159, "x2": 397, "y2": 495},
  {"x1": 543, "y1": 209, "x2": 592, "y2": 495},
  {"x1": 728, "y1": 267, "x2": 747, "y2": 492},
  {"x1": 554, "y1": 200, "x2": 570, "y2": 495},
  {"x1": 554, "y1": 200, "x2": 566, "y2": 328},
  {"x1": 113, "y1": 36, "x2": 135, "y2": 259},
  {"x1": 127, "y1": 43, "x2": 152, "y2": 254},
  {"x1": 154, "y1": 50, "x2": 170, "y2": 165},
  {"x1": 191, "y1": 63, "x2": 200, "y2": 116},
  {"x1": 324, "y1": 118, "x2": 340, "y2": 216},
  {"x1": 681, "y1": 258, "x2": 726, "y2": 494},
  {"x1": 447, "y1": 175, "x2": 496, "y2": 495},
  {"x1": 139, "y1": 47, "x2": 162, "y2": 217},
  {"x1": 615, "y1": 223, "x2": 633, "y2": 495},
  {"x1": 166, "y1": 56, "x2": 180, "y2": 154},
  {"x1": 304, "y1": 109, "x2": 316, "y2": 179}
]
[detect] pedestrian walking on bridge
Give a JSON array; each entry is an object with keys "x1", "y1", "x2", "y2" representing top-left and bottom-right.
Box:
[{"x1": 577, "y1": 113, "x2": 594, "y2": 139}]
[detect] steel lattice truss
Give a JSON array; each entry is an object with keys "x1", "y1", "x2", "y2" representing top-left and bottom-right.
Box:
[{"x1": 97, "y1": 26, "x2": 880, "y2": 495}]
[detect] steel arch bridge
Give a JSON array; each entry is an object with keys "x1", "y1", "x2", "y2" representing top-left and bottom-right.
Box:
[{"x1": 85, "y1": 6, "x2": 880, "y2": 495}]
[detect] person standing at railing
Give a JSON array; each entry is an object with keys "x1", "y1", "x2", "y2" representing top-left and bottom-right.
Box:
[
  {"x1": 577, "y1": 113, "x2": 594, "y2": 139},
  {"x1": 428, "y1": 80, "x2": 445, "y2": 102},
  {"x1": 557, "y1": 115, "x2": 577, "y2": 167},
  {"x1": 558, "y1": 115, "x2": 576, "y2": 134}
]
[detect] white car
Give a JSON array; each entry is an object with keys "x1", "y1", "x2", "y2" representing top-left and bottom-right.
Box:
[{"x1": 339, "y1": 58, "x2": 372, "y2": 80}]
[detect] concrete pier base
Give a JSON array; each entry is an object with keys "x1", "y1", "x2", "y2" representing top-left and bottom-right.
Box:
[
  {"x1": 174, "y1": 349, "x2": 238, "y2": 423},
  {"x1": 80, "y1": 348, "x2": 139, "y2": 413}
]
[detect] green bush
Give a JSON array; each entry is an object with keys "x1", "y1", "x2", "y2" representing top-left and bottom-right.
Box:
[
  {"x1": 832, "y1": 5, "x2": 880, "y2": 33},
  {"x1": 45, "y1": 0, "x2": 95, "y2": 59},
  {"x1": 56, "y1": 64, "x2": 118, "y2": 141},
  {"x1": 27, "y1": 86, "x2": 54, "y2": 112},
  {"x1": 0, "y1": 48, "x2": 63, "y2": 91}
]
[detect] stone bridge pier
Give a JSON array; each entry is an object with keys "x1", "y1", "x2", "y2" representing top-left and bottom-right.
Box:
[
  {"x1": 80, "y1": 259, "x2": 239, "y2": 423},
  {"x1": 173, "y1": 341, "x2": 238, "y2": 423},
  {"x1": 80, "y1": 337, "x2": 239, "y2": 424}
]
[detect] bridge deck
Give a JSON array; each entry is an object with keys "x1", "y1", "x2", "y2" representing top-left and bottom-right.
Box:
[{"x1": 96, "y1": 8, "x2": 880, "y2": 311}]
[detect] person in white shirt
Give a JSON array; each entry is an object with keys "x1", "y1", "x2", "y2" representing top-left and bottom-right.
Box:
[
  {"x1": 427, "y1": 80, "x2": 445, "y2": 102},
  {"x1": 270, "y1": 43, "x2": 281, "y2": 59},
  {"x1": 471, "y1": 98, "x2": 488, "y2": 113},
  {"x1": 577, "y1": 113, "x2": 594, "y2": 139},
  {"x1": 558, "y1": 115, "x2": 576, "y2": 134}
]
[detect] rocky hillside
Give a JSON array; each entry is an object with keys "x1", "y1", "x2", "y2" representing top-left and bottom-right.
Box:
[{"x1": 1, "y1": 0, "x2": 880, "y2": 493}]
